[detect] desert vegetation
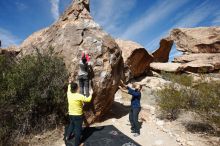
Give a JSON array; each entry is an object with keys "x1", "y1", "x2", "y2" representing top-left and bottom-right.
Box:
[
  {"x1": 0, "y1": 48, "x2": 68, "y2": 144},
  {"x1": 157, "y1": 72, "x2": 220, "y2": 131}
]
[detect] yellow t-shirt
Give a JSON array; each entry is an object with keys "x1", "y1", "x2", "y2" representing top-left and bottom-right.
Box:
[{"x1": 67, "y1": 84, "x2": 92, "y2": 115}]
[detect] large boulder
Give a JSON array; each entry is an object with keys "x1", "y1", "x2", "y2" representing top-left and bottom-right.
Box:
[
  {"x1": 173, "y1": 53, "x2": 220, "y2": 63},
  {"x1": 170, "y1": 27, "x2": 220, "y2": 53},
  {"x1": 150, "y1": 62, "x2": 182, "y2": 73},
  {"x1": 174, "y1": 53, "x2": 220, "y2": 72},
  {"x1": 152, "y1": 37, "x2": 173, "y2": 62},
  {"x1": 0, "y1": 46, "x2": 20, "y2": 57},
  {"x1": 18, "y1": 0, "x2": 124, "y2": 123},
  {"x1": 157, "y1": 27, "x2": 220, "y2": 73},
  {"x1": 179, "y1": 62, "x2": 215, "y2": 73},
  {"x1": 116, "y1": 39, "x2": 153, "y2": 81},
  {"x1": 135, "y1": 76, "x2": 170, "y2": 90},
  {"x1": 150, "y1": 53, "x2": 220, "y2": 73}
]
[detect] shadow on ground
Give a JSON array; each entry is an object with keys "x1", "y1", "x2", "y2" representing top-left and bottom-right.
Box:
[
  {"x1": 63, "y1": 101, "x2": 131, "y2": 145},
  {"x1": 63, "y1": 126, "x2": 105, "y2": 146},
  {"x1": 100, "y1": 101, "x2": 130, "y2": 122},
  {"x1": 183, "y1": 122, "x2": 219, "y2": 136},
  {"x1": 64, "y1": 125, "x2": 141, "y2": 146}
]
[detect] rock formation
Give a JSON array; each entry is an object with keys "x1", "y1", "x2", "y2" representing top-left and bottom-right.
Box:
[
  {"x1": 0, "y1": 46, "x2": 20, "y2": 57},
  {"x1": 150, "y1": 62, "x2": 181, "y2": 73},
  {"x1": 150, "y1": 27, "x2": 220, "y2": 73},
  {"x1": 174, "y1": 53, "x2": 220, "y2": 72},
  {"x1": 135, "y1": 76, "x2": 171, "y2": 90},
  {"x1": 152, "y1": 38, "x2": 173, "y2": 62},
  {"x1": 170, "y1": 27, "x2": 220, "y2": 53},
  {"x1": 18, "y1": 0, "x2": 124, "y2": 123},
  {"x1": 116, "y1": 39, "x2": 153, "y2": 81},
  {"x1": 171, "y1": 27, "x2": 220, "y2": 73}
]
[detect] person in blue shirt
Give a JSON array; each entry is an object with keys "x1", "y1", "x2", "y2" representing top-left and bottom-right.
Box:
[{"x1": 119, "y1": 80, "x2": 142, "y2": 137}]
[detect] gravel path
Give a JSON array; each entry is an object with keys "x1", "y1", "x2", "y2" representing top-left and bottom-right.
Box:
[{"x1": 30, "y1": 86, "x2": 219, "y2": 146}]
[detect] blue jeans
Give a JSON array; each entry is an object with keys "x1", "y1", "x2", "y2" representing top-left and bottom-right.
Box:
[
  {"x1": 129, "y1": 107, "x2": 141, "y2": 134},
  {"x1": 78, "y1": 75, "x2": 89, "y2": 97},
  {"x1": 66, "y1": 115, "x2": 83, "y2": 146}
]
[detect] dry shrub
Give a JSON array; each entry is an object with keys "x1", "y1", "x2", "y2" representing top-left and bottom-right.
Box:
[
  {"x1": 157, "y1": 73, "x2": 220, "y2": 129},
  {"x1": 0, "y1": 48, "x2": 68, "y2": 145}
]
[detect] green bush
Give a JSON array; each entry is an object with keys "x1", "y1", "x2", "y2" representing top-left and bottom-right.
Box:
[
  {"x1": 161, "y1": 72, "x2": 193, "y2": 87},
  {"x1": 157, "y1": 73, "x2": 220, "y2": 128},
  {"x1": 193, "y1": 81, "x2": 220, "y2": 126},
  {"x1": 0, "y1": 54, "x2": 15, "y2": 102},
  {"x1": 0, "y1": 48, "x2": 68, "y2": 144}
]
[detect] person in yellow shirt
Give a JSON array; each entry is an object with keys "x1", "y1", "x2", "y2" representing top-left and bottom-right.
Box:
[{"x1": 66, "y1": 80, "x2": 92, "y2": 146}]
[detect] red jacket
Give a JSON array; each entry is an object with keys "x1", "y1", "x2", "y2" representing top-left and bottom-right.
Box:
[{"x1": 82, "y1": 53, "x2": 90, "y2": 62}]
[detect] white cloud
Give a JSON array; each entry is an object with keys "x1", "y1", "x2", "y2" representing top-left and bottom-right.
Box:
[
  {"x1": 121, "y1": 0, "x2": 190, "y2": 39},
  {"x1": 50, "y1": 0, "x2": 60, "y2": 20},
  {"x1": 0, "y1": 28, "x2": 21, "y2": 48},
  {"x1": 173, "y1": 0, "x2": 213, "y2": 28},
  {"x1": 91, "y1": 0, "x2": 137, "y2": 36},
  {"x1": 145, "y1": 31, "x2": 168, "y2": 52},
  {"x1": 213, "y1": 17, "x2": 220, "y2": 25},
  {"x1": 15, "y1": 2, "x2": 28, "y2": 11},
  {"x1": 168, "y1": 1, "x2": 218, "y2": 60},
  {"x1": 212, "y1": 12, "x2": 220, "y2": 25},
  {"x1": 146, "y1": 0, "x2": 217, "y2": 55}
]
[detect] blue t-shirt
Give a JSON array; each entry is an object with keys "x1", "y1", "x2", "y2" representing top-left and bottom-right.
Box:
[{"x1": 127, "y1": 87, "x2": 141, "y2": 108}]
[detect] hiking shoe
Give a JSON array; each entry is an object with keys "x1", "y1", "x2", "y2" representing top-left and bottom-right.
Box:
[
  {"x1": 64, "y1": 133, "x2": 75, "y2": 141},
  {"x1": 69, "y1": 133, "x2": 75, "y2": 139},
  {"x1": 64, "y1": 136, "x2": 70, "y2": 141},
  {"x1": 133, "y1": 133, "x2": 140, "y2": 137}
]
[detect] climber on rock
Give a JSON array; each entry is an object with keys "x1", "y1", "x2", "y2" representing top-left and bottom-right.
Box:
[
  {"x1": 65, "y1": 79, "x2": 93, "y2": 146},
  {"x1": 78, "y1": 50, "x2": 92, "y2": 97},
  {"x1": 119, "y1": 80, "x2": 142, "y2": 137}
]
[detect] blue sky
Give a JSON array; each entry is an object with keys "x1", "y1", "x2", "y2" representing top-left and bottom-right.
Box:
[{"x1": 0, "y1": 0, "x2": 220, "y2": 59}]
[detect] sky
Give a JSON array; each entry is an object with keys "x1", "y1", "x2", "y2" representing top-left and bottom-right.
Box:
[{"x1": 0, "y1": 0, "x2": 220, "y2": 60}]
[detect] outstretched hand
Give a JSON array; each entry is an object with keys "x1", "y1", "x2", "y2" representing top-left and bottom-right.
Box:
[
  {"x1": 119, "y1": 86, "x2": 123, "y2": 90},
  {"x1": 89, "y1": 89, "x2": 93, "y2": 96},
  {"x1": 68, "y1": 73, "x2": 74, "y2": 84},
  {"x1": 120, "y1": 80, "x2": 125, "y2": 86},
  {"x1": 120, "y1": 80, "x2": 128, "y2": 88},
  {"x1": 68, "y1": 77, "x2": 73, "y2": 84},
  {"x1": 118, "y1": 85, "x2": 128, "y2": 93}
]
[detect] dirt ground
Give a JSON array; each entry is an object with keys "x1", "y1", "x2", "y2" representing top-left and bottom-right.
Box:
[{"x1": 25, "y1": 86, "x2": 220, "y2": 146}]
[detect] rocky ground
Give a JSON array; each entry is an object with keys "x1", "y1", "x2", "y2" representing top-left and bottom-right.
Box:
[{"x1": 25, "y1": 79, "x2": 220, "y2": 146}]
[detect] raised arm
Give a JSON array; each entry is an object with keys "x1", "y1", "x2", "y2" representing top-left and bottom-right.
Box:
[
  {"x1": 67, "y1": 84, "x2": 71, "y2": 94},
  {"x1": 120, "y1": 80, "x2": 128, "y2": 88},
  {"x1": 81, "y1": 89, "x2": 93, "y2": 102},
  {"x1": 119, "y1": 86, "x2": 128, "y2": 93},
  {"x1": 67, "y1": 78, "x2": 72, "y2": 93}
]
